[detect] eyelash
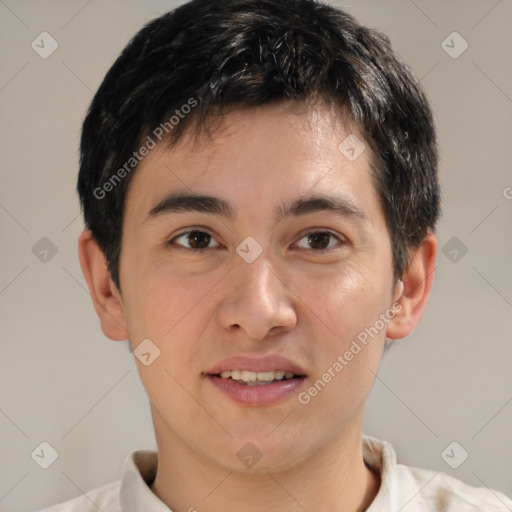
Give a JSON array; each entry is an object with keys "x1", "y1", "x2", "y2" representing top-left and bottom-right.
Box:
[{"x1": 168, "y1": 229, "x2": 345, "y2": 253}]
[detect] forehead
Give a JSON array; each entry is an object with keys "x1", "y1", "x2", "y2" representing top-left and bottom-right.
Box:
[{"x1": 123, "y1": 101, "x2": 379, "y2": 220}]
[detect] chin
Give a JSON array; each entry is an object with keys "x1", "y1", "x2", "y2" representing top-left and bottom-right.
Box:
[{"x1": 212, "y1": 435, "x2": 314, "y2": 476}]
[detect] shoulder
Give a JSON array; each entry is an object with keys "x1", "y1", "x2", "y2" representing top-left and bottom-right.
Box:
[
  {"x1": 362, "y1": 435, "x2": 512, "y2": 512},
  {"x1": 395, "y1": 460, "x2": 512, "y2": 511},
  {"x1": 35, "y1": 481, "x2": 121, "y2": 512}
]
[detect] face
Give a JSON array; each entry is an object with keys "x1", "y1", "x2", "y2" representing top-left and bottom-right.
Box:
[{"x1": 116, "y1": 101, "x2": 400, "y2": 473}]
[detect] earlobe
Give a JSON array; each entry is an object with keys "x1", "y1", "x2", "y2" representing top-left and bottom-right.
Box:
[
  {"x1": 78, "y1": 229, "x2": 129, "y2": 341},
  {"x1": 386, "y1": 231, "x2": 437, "y2": 340}
]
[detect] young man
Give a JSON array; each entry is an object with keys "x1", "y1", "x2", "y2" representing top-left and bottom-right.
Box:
[{"x1": 41, "y1": 0, "x2": 512, "y2": 510}]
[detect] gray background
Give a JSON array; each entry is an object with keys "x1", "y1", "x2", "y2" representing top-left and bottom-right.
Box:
[{"x1": 1, "y1": 0, "x2": 511, "y2": 510}]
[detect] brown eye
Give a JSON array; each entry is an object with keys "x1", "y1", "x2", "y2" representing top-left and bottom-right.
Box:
[
  {"x1": 170, "y1": 230, "x2": 220, "y2": 251},
  {"x1": 295, "y1": 231, "x2": 342, "y2": 250}
]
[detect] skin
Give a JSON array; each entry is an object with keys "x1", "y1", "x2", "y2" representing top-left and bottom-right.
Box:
[{"x1": 79, "y1": 100, "x2": 437, "y2": 512}]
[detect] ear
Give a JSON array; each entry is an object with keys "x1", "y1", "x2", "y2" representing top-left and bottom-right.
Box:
[
  {"x1": 386, "y1": 230, "x2": 437, "y2": 340},
  {"x1": 78, "y1": 229, "x2": 129, "y2": 341}
]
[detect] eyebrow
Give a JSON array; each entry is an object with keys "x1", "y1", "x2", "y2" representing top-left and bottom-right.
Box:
[{"x1": 146, "y1": 192, "x2": 367, "y2": 223}]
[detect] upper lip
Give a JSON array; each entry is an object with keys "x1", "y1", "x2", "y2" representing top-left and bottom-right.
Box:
[{"x1": 206, "y1": 355, "x2": 307, "y2": 376}]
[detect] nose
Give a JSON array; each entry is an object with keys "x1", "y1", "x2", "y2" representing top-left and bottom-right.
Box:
[{"x1": 216, "y1": 254, "x2": 297, "y2": 340}]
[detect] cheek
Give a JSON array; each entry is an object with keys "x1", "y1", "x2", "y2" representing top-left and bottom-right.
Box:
[
  {"x1": 122, "y1": 255, "x2": 218, "y2": 339},
  {"x1": 295, "y1": 264, "x2": 389, "y2": 396},
  {"x1": 120, "y1": 266, "x2": 212, "y2": 408},
  {"x1": 294, "y1": 261, "x2": 389, "y2": 340}
]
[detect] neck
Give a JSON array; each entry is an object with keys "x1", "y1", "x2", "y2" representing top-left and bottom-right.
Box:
[{"x1": 149, "y1": 412, "x2": 380, "y2": 512}]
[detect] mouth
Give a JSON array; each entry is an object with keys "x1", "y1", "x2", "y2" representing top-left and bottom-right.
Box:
[{"x1": 204, "y1": 355, "x2": 307, "y2": 406}]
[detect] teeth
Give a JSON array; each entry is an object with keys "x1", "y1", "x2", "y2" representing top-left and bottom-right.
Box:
[
  {"x1": 218, "y1": 370, "x2": 297, "y2": 382},
  {"x1": 231, "y1": 370, "x2": 242, "y2": 380},
  {"x1": 256, "y1": 371, "x2": 275, "y2": 381}
]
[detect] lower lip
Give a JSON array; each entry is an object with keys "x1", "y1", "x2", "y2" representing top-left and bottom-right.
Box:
[{"x1": 207, "y1": 375, "x2": 306, "y2": 406}]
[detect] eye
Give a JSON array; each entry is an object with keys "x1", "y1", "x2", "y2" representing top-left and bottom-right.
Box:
[
  {"x1": 295, "y1": 230, "x2": 344, "y2": 251},
  {"x1": 169, "y1": 230, "x2": 221, "y2": 251}
]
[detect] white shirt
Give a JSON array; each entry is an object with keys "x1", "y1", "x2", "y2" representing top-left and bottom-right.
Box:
[{"x1": 37, "y1": 435, "x2": 512, "y2": 511}]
